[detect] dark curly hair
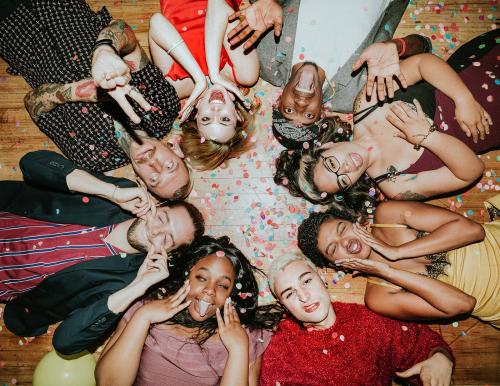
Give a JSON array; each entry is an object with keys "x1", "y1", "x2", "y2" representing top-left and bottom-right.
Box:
[
  {"x1": 298, "y1": 207, "x2": 362, "y2": 268},
  {"x1": 149, "y1": 235, "x2": 282, "y2": 344},
  {"x1": 274, "y1": 117, "x2": 378, "y2": 214}
]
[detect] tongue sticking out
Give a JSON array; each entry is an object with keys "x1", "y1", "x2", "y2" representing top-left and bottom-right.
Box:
[
  {"x1": 198, "y1": 300, "x2": 211, "y2": 317},
  {"x1": 295, "y1": 68, "x2": 315, "y2": 94}
]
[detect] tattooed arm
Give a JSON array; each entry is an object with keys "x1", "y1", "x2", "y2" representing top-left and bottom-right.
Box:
[{"x1": 24, "y1": 79, "x2": 98, "y2": 122}]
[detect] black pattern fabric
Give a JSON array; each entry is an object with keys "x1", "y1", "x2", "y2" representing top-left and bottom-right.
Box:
[{"x1": 0, "y1": 0, "x2": 180, "y2": 172}]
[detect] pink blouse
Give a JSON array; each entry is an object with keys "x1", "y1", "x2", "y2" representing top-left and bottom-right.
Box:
[{"x1": 123, "y1": 301, "x2": 272, "y2": 386}]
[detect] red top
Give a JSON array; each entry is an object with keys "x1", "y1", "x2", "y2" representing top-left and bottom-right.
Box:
[
  {"x1": 0, "y1": 212, "x2": 122, "y2": 301},
  {"x1": 160, "y1": 0, "x2": 242, "y2": 81},
  {"x1": 260, "y1": 302, "x2": 453, "y2": 386}
]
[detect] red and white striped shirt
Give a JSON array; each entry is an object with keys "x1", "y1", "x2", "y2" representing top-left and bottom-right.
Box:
[{"x1": 0, "y1": 212, "x2": 123, "y2": 301}]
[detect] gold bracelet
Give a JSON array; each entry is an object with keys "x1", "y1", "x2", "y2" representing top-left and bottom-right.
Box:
[{"x1": 413, "y1": 123, "x2": 438, "y2": 151}]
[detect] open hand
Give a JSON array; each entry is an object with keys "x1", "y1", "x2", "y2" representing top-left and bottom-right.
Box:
[
  {"x1": 454, "y1": 95, "x2": 492, "y2": 143},
  {"x1": 334, "y1": 257, "x2": 391, "y2": 277},
  {"x1": 396, "y1": 352, "x2": 453, "y2": 386},
  {"x1": 353, "y1": 41, "x2": 407, "y2": 101},
  {"x1": 227, "y1": 0, "x2": 283, "y2": 50},
  {"x1": 216, "y1": 298, "x2": 248, "y2": 353},
  {"x1": 112, "y1": 186, "x2": 155, "y2": 217},
  {"x1": 352, "y1": 223, "x2": 402, "y2": 261},
  {"x1": 140, "y1": 280, "x2": 191, "y2": 324},
  {"x1": 386, "y1": 99, "x2": 434, "y2": 147},
  {"x1": 178, "y1": 78, "x2": 208, "y2": 124},
  {"x1": 132, "y1": 252, "x2": 170, "y2": 291}
]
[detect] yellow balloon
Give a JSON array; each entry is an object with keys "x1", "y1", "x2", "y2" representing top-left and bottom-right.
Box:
[{"x1": 33, "y1": 348, "x2": 96, "y2": 386}]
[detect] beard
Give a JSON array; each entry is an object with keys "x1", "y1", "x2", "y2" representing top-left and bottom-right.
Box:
[{"x1": 127, "y1": 218, "x2": 148, "y2": 252}]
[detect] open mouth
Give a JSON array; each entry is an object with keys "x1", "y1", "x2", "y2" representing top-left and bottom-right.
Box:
[
  {"x1": 209, "y1": 90, "x2": 225, "y2": 104},
  {"x1": 350, "y1": 153, "x2": 363, "y2": 168},
  {"x1": 347, "y1": 239, "x2": 362, "y2": 254},
  {"x1": 304, "y1": 302, "x2": 320, "y2": 313},
  {"x1": 294, "y1": 66, "x2": 316, "y2": 94},
  {"x1": 196, "y1": 299, "x2": 213, "y2": 317}
]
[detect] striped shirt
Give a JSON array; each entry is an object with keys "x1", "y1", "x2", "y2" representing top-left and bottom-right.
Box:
[{"x1": 0, "y1": 212, "x2": 122, "y2": 301}]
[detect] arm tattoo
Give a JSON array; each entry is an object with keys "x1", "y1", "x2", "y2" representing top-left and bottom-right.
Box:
[
  {"x1": 99, "y1": 20, "x2": 137, "y2": 56},
  {"x1": 393, "y1": 191, "x2": 427, "y2": 201},
  {"x1": 24, "y1": 83, "x2": 72, "y2": 122},
  {"x1": 113, "y1": 120, "x2": 133, "y2": 157}
]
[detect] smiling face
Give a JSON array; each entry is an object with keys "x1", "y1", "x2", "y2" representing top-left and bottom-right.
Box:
[
  {"x1": 129, "y1": 137, "x2": 189, "y2": 199},
  {"x1": 195, "y1": 84, "x2": 241, "y2": 144},
  {"x1": 127, "y1": 205, "x2": 196, "y2": 253},
  {"x1": 317, "y1": 218, "x2": 372, "y2": 263},
  {"x1": 273, "y1": 260, "x2": 334, "y2": 328},
  {"x1": 186, "y1": 254, "x2": 235, "y2": 322},
  {"x1": 279, "y1": 62, "x2": 325, "y2": 126},
  {"x1": 313, "y1": 141, "x2": 368, "y2": 194}
]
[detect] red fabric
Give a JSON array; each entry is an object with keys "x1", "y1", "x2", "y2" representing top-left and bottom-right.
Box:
[
  {"x1": 160, "y1": 0, "x2": 242, "y2": 81},
  {"x1": 260, "y1": 302, "x2": 453, "y2": 386},
  {"x1": 0, "y1": 212, "x2": 122, "y2": 301}
]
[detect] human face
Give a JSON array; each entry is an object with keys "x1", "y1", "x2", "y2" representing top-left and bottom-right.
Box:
[
  {"x1": 313, "y1": 141, "x2": 368, "y2": 194},
  {"x1": 127, "y1": 205, "x2": 195, "y2": 253},
  {"x1": 317, "y1": 219, "x2": 372, "y2": 263},
  {"x1": 129, "y1": 137, "x2": 189, "y2": 199},
  {"x1": 186, "y1": 254, "x2": 235, "y2": 322},
  {"x1": 196, "y1": 84, "x2": 241, "y2": 144},
  {"x1": 279, "y1": 62, "x2": 324, "y2": 126},
  {"x1": 274, "y1": 260, "x2": 334, "y2": 328}
]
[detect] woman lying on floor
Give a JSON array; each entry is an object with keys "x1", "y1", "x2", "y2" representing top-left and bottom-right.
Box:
[{"x1": 297, "y1": 195, "x2": 500, "y2": 327}]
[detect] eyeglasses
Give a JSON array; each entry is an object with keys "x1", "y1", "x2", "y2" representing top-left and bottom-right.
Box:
[{"x1": 319, "y1": 155, "x2": 352, "y2": 191}]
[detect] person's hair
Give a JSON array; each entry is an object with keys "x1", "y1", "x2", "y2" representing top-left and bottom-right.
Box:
[
  {"x1": 180, "y1": 99, "x2": 260, "y2": 171},
  {"x1": 267, "y1": 254, "x2": 319, "y2": 296},
  {"x1": 297, "y1": 207, "x2": 361, "y2": 268},
  {"x1": 274, "y1": 118, "x2": 378, "y2": 214},
  {"x1": 149, "y1": 235, "x2": 282, "y2": 344}
]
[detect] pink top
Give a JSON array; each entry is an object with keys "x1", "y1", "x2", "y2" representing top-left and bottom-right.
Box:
[{"x1": 123, "y1": 300, "x2": 272, "y2": 386}]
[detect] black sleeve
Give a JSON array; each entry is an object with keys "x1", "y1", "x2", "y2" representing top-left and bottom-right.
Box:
[
  {"x1": 52, "y1": 299, "x2": 123, "y2": 355},
  {"x1": 20, "y1": 150, "x2": 137, "y2": 192}
]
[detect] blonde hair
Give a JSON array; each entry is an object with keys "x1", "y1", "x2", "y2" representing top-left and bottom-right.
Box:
[
  {"x1": 267, "y1": 254, "x2": 318, "y2": 296},
  {"x1": 180, "y1": 100, "x2": 259, "y2": 171}
]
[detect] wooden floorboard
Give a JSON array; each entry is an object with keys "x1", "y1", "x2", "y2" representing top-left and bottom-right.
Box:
[{"x1": 0, "y1": 1, "x2": 499, "y2": 385}]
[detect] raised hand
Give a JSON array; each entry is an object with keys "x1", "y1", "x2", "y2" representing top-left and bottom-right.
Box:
[
  {"x1": 132, "y1": 252, "x2": 171, "y2": 291},
  {"x1": 334, "y1": 257, "x2": 391, "y2": 277},
  {"x1": 227, "y1": 0, "x2": 283, "y2": 50},
  {"x1": 352, "y1": 42, "x2": 408, "y2": 101},
  {"x1": 454, "y1": 95, "x2": 492, "y2": 143},
  {"x1": 216, "y1": 298, "x2": 248, "y2": 353},
  {"x1": 140, "y1": 280, "x2": 191, "y2": 324},
  {"x1": 352, "y1": 223, "x2": 402, "y2": 261},
  {"x1": 386, "y1": 99, "x2": 434, "y2": 147},
  {"x1": 111, "y1": 186, "x2": 155, "y2": 217},
  {"x1": 396, "y1": 352, "x2": 453, "y2": 386},
  {"x1": 91, "y1": 46, "x2": 151, "y2": 123}
]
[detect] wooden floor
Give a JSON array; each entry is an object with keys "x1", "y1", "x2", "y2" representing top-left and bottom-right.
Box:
[{"x1": 0, "y1": 1, "x2": 499, "y2": 385}]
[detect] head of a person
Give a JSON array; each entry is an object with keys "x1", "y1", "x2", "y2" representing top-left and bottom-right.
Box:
[
  {"x1": 278, "y1": 62, "x2": 326, "y2": 127},
  {"x1": 180, "y1": 86, "x2": 258, "y2": 171},
  {"x1": 267, "y1": 255, "x2": 334, "y2": 327},
  {"x1": 129, "y1": 134, "x2": 192, "y2": 200},
  {"x1": 274, "y1": 120, "x2": 376, "y2": 212},
  {"x1": 153, "y1": 236, "x2": 263, "y2": 343},
  {"x1": 127, "y1": 200, "x2": 205, "y2": 255},
  {"x1": 298, "y1": 208, "x2": 371, "y2": 267}
]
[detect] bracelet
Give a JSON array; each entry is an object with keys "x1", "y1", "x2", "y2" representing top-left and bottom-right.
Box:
[
  {"x1": 111, "y1": 185, "x2": 118, "y2": 201},
  {"x1": 394, "y1": 37, "x2": 407, "y2": 56},
  {"x1": 92, "y1": 39, "x2": 119, "y2": 57},
  {"x1": 413, "y1": 123, "x2": 438, "y2": 151},
  {"x1": 167, "y1": 39, "x2": 185, "y2": 55}
]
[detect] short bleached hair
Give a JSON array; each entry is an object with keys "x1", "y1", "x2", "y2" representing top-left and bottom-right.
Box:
[{"x1": 267, "y1": 254, "x2": 318, "y2": 296}]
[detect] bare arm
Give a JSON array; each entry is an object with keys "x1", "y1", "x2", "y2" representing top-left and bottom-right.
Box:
[
  {"x1": 24, "y1": 79, "x2": 98, "y2": 122},
  {"x1": 249, "y1": 357, "x2": 262, "y2": 386},
  {"x1": 364, "y1": 201, "x2": 486, "y2": 260},
  {"x1": 206, "y1": 0, "x2": 233, "y2": 81}
]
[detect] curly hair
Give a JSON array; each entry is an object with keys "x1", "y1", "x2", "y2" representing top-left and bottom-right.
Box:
[
  {"x1": 149, "y1": 235, "x2": 282, "y2": 344},
  {"x1": 180, "y1": 99, "x2": 260, "y2": 171},
  {"x1": 297, "y1": 206, "x2": 361, "y2": 268},
  {"x1": 274, "y1": 117, "x2": 378, "y2": 214}
]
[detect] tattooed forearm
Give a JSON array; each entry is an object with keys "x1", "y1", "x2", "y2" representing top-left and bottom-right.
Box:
[
  {"x1": 393, "y1": 191, "x2": 427, "y2": 201},
  {"x1": 98, "y1": 19, "x2": 137, "y2": 56},
  {"x1": 75, "y1": 80, "x2": 97, "y2": 99},
  {"x1": 114, "y1": 120, "x2": 133, "y2": 157},
  {"x1": 24, "y1": 83, "x2": 71, "y2": 122}
]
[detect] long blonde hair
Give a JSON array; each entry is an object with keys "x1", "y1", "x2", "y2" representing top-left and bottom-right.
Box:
[{"x1": 180, "y1": 100, "x2": 259, "y2": 171}]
